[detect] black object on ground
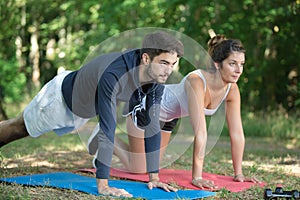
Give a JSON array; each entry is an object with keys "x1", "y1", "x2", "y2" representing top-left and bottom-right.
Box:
[{"x1": 264, "y1": 187, "x2": 299, "y2": 199}]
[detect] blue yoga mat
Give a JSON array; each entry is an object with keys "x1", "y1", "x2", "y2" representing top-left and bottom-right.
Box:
[{"x1": 0, "y1": 172, "x2": 215, "y2": 199}]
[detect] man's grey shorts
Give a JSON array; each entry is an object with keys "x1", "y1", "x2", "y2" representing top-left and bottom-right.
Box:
[{"x1": 23, "y1": 71, "x2": 88, "y2": 138}]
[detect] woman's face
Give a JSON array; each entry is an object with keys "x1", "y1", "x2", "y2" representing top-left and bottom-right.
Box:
[{"x1": 218, "y1": 51, "x2": 245, "y2": 83}]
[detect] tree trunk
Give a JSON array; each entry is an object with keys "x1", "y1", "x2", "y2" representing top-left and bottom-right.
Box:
[
  {"x1": 29, "y1": 21, "x2": 40, "y2": 88},
  {"x1": 0, "y1": 87, "x2": 8, "y2": 120}
]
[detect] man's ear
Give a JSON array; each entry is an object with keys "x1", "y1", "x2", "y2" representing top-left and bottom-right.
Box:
[{"x1": 141, "y1": 53, "x2": 150, "y2": 65}]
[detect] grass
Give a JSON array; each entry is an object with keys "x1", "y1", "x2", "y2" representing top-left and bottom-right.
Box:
[
  {"x1": 0, "y1": 109, "x2": 299, "y2": 199},
  {"x1": 0, "y1": 130, "x2": 299, "y2": 199},
  {"x1": 241, "y1": 109, "x2": 300, "y2": 144}
]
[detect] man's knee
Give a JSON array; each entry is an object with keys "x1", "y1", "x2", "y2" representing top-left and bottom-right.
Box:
[{"x1": 2, "y1": 113, "x2": 29, "y2": 141}]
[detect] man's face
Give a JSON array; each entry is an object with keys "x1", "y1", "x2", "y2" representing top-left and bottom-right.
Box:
[{"x1": 146, "y1": 52, "x2": 179, "y2": 84}]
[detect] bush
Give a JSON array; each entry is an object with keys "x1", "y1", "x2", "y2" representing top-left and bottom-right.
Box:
[
  {"x1": 241, "y1": 108, "x2": 299, "y2": 144},
  {"x1": 0, "y1": 59, "x2": 26, "y2": 119},
  {"x1": 0, "y1": 59, "x2": 26, "y2": 103}
]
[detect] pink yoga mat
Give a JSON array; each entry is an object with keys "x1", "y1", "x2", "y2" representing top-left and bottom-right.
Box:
[{"x1": 77, "y1": 168, "x2": 265, "y2": 192}]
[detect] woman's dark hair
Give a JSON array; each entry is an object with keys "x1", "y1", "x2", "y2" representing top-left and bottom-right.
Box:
[
  {"x1": 207, "y1": 34, "x2": 245, "y2": 72},
  {"x1": 208, "y1": 35, "x2": 245, "y2": 63}
]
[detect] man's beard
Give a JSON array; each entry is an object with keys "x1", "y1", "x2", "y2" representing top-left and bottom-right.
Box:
[{"x1": 146, "y1": 63, "x2": 158, "y2": 82}]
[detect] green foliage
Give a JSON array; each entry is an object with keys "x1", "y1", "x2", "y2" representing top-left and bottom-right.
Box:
[
  {"x1": 294, "y1": 82, "x2": 300, "y2": 107},
  {"x1": 0, "y1": 0, "x2": 299, "y2": 119},
  {"x1": 241, "y1": 109, "x2": 300, "y2": 144},
  {"x1": 0, "y1": 59, "x2": 26, "y2": 103}
]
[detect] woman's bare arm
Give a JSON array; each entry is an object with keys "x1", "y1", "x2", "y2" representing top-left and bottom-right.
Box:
[
  {"x1": 185, "y1": 74, "x2": 216, "y2": 189},
  {"x1": 225, "y1": 83, "x2": 245, "y2": 176},
  {"x1": 226, "y1": 84, "x2": 261, "y2": 183}
]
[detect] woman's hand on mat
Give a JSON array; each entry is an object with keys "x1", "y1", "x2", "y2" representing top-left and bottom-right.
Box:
[
  {"x1": 148, "y1": 180, "x2": 178, "y2": 192},
  {"x1": 233, "y1": 174, "x2": 261, "y2": 183},
  {"x1": 192, "y1": 179, "x2": 218, "y2": 190},
  {"x1": 97, "y1": 179, "x2": 132, "y2": 197}
]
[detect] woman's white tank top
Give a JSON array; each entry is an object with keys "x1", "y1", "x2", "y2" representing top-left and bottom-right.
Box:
[{"x1": 160, "y1": 70, "x2": 231, "y2": 122}]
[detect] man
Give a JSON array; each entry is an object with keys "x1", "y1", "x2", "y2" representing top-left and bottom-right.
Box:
[{"x1": 0, "y1": 31, "x2": 184, "y2": 197}]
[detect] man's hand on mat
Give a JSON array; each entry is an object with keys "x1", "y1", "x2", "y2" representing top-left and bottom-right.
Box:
[
  {"x1": 233, "y1": 174, "x2": 261, "y2": 183},
  {"x1": 148, "y1": 180, "x2": 178, "y2": 192},
  {"x1": 192, "y1": 179, "x2": 218, "y2": 190},
  {"x1": 97, "y1": 179, "x2": 132, "y2": 197}
]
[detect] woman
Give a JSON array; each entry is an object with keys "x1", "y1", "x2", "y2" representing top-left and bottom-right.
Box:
[{"x1": 113, "y1": 35, "x2": 260, "y2": 189}]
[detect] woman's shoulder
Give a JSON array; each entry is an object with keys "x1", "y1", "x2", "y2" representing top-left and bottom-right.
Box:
[
  {"x1": 228, "y1": 82, "x2": 239, "y2": 92},
  {"x1": 226, "y1": 83, "x2": 240, "y2": 100},
  {"x1": 186, "y1": 69, "x2": 205, "y2": 79},
  {"x1": 186, "y1": 70, "x2": 206, "y2": 83},
  {"x1": 185, "y1": 70, "x2": 206, "y2": 91}
]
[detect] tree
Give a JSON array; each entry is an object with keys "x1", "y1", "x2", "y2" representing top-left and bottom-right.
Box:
[{"x1": 0, "y1": 0, "x2": 299, "y2": 120}]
